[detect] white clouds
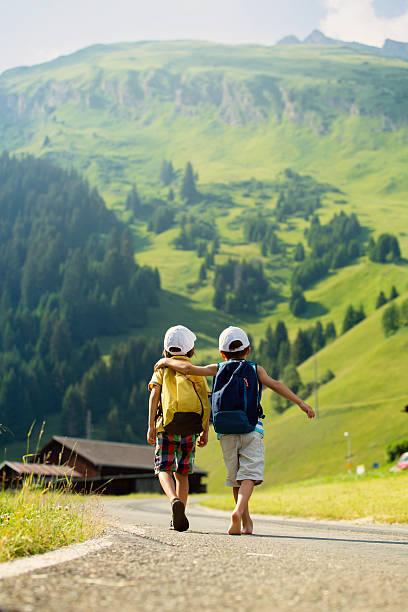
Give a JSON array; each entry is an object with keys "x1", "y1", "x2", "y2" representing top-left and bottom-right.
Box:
[{"x1": 320, "y1": 0, "x2": 408, "y2": 46}]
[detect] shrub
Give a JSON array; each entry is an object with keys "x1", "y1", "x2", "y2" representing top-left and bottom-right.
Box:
[
  {"x1": 386, "y1": 439, "x2": 408, "y2": 463},
  {"x1": 382, "y1": 303, "x2": 399, "y2": 336}
]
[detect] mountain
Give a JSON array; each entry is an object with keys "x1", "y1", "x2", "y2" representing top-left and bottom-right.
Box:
[
  {"x1": 1, "y1": 39, "x2": 408, "y2": 206},
  {"x1": 278, "y1": 29, "x2": 408, "y2": 61},
  {"x1": 383, "y1": 38, "x2": 408, "y2": 60},
  {"x1": 1, "y1": 40, "x2": 407, "y2": 482}
]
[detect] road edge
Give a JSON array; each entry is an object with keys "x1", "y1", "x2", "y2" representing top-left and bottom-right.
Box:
[{"x1": 0, "y1": 534, "x2": 114, "y2": 580}]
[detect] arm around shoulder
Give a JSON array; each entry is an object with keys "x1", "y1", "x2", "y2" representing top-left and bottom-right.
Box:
[{"x1": 154, "y1": 358, "x2": 218, "y2": 377}]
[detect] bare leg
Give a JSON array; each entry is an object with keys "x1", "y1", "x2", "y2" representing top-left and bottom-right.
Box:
[
  {"x1": 174, "y1": 473, "x2": 189, "y2": 507},
  {"x1": 228, "y1": 480, "x2": 255, "y2": 535},
  {"x1": 233, "y1": 486, "x2": 253, "y2": 534},
  {"x1": 158, "y1": 471, "x2": 177, "y2": 502}
]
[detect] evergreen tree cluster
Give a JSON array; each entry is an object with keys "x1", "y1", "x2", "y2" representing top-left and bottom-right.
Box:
[
  {"x1": 0, "y1": 153, "x2": 160, "y2": 442},
  {"x1": 275, "y1": 168, "x2": 324, "y2": 222},
  {"x1": 126, "y1": 187, "x2": 175, "y2": 233},
  {"x1": 289, "y1": 286, "x2": 307, "y2": 317},
  {"x1": 368, "y1": 233, "x2": 401, "y2": 263},
  {"x1": 382, "y1": 298, "x2": 408, "y2": 336},
  {"x1": 174, "y1": 214, "x2": 215, "y2": 250},
  {"x1": 180, "y1": 162, "x2": 198, "y2": 204},
  {"x1": 147, "y1": 205, "x2": 175, "y2": 234},
  {"x1": 243, "y1": 215, "x2": 283, "y2": 257},
  {"x1": 257, "y1": 319, "x2": 337, "y2": 376},
  {"x1": 212, "y1": 259, "x2": 269, "y2": 314},
  {"x1": 292, "y1": 211, "x2": 362, "y2": 289},
  {"x1": 342, "y1": 304, "x2": 366, "y2": 334},
  {"x1": 125, "y1": 185, "x2": 143, "y2": 219},
  {"x1": 375, "y1": 285, "x2": 399, "y2": 309},
  {"x1": 160, "y1": 160, "x2": 175, "y2": 186},
  {"x1": 62, "y1": 337, "x2": 161, "y2": 442},
  {"x1": 255, "y1": 319, "x2": 336, "y2": 413}
]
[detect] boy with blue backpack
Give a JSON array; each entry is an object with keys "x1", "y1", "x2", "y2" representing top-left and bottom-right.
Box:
[{"x1": 154, "y1": 325, "x2": 314, "y2": 535}]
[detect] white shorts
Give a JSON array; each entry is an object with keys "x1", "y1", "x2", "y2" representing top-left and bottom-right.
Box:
[{"x1": 219, "y1": 430, "x2": 264, "y2": 487}]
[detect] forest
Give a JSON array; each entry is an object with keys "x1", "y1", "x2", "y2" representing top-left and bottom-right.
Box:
[{"x1": 0, "y1": 153, "x2": 160, "y2": 442}]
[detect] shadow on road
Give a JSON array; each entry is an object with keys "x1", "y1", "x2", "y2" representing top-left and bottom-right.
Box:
[{"x1": 188, "y1": 530, "x2": 408, "y2": 546}]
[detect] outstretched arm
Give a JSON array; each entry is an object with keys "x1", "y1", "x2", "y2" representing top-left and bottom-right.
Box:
[
  {"x1": 257, "y1": 365, "x2": 315, "y2": 418},
  {"x1": 154, "y1": 358, "x2": 218, "y2": 377}
]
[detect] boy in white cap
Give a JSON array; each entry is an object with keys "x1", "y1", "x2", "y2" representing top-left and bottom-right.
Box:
[
  {"x1": 147, "y1": 325, "x2": 210, "y2": 531},
  {"x1": 154, "y1": 326, "x2": 314, "y2": 535}
]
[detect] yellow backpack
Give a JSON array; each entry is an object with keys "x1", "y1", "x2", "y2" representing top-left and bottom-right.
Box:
[{"x1": 158, "y1": 368, "x2": 210, "y2": 436}]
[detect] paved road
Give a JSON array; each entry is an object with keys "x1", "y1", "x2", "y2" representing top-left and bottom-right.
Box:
[{"x1": 1, "y1": 497, "x2": 408, "y2": 611}]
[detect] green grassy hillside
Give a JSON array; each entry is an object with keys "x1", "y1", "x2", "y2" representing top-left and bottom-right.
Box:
[
  {"x1": 197, "y1": 295, "x2": 408, "y2": 493},
  {"x1": 1, "y1": 41, "x2": 407, "y2": 481}
]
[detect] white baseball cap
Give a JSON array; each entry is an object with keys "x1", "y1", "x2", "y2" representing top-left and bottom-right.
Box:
[
  {"x1": 164, "y1": 325, "x2": 196, "y2": 355},
  {"x1": 218, "y1": 326, "x2": 250, "y2": 353}
]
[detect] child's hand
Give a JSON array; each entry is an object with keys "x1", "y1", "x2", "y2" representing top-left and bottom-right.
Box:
[
  {"x1": 197, "y1": 430, "x2": 208, "y2": 447},
  {"x1": 299, "y1": 401, "x2": 315, "y2": 419},
  {"x1": 154, "y1": 358, "x2": 168, "y2": 371},
  {"x1": 147, "y1": 425, "x2": 156, "y2": 445}
]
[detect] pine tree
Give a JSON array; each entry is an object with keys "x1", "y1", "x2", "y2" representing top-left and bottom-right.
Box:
[
  {"x1": 61, "y1": 384, "x2": 86, "y2": 437},
  {"x1": 342, "y1": 305, "x2": 356, "y2": 334},
  {"x1": 311, "y1": 321, "x2": 325, "y2": 351},
  {"x1": 160, "y1": 160, "x2": 174, "y2": 186},
  {"x1": 180, "y1": 162, "x2": 197, "y2": 204},
  {"x1": 324, "y1": 321, "x2": 337, "y2": 343},
  {"x1": 355, "y1": 304, "x2": 366, "y2": 324},
  {"x1": 49, "y1": 319, "x2": 73, "y2": 365},
  {"x1": 126, "y1": 186, "x2": 142, "y2": 218},
  {"x1": 275, "y1": 321, "x2": 289, "y2": 347},
  {"x1": 291, "y1": 329, "x2": 312, "y2": 366},
  {"x1": 282, "y1": 363, "x2": 302, "y2": 395},
  {"x1": 389, "y1": 285, "x2": 399, "y2": 300},
  {"x1": 106, "y1": 405, "x2": 122, "y2": 441},
  {"x1": 400, "y1": 299, "x2": 408, "y2": 327},
  {"x1": 294, "y1": 242, "x2": 305, "y2": 262},
  {"x1": 198, "y1": 263, "x2": 207, "y2": 282},
  {"x1": 277, "y1": 340, "x2": 291, "y2": 374},
  {"x1": 290, "y1": 287, "x2": 307, "y2": 316},
  {"x1": 375, "y1": 291, "x2": 387, "y2": 309},
  {"x1": 382, "y1": 303, "x2": 400, "y2": 336}
]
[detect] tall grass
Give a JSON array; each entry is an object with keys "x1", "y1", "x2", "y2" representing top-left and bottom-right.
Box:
[
  {"x1": 202, "y1": 469, "x2": 408, "y2": 523},
  {"x1": 0, "y1": 423, "x2": 105, "y2": 562}
]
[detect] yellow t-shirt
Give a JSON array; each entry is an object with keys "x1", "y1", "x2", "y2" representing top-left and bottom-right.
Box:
[{"x1": 149, "y1": 356, "x2": 211, "y2": 433}]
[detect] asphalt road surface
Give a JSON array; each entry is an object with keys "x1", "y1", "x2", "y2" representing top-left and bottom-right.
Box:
[{"x1": 1, "y1": 497, "x2": 408, "y2": 612}]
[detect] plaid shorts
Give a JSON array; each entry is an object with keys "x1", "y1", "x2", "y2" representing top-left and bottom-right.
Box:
[{"x1": 155, "y1": 432, "x2": 197, "y2": 475}]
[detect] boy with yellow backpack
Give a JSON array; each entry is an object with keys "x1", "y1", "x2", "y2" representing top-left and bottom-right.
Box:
[{"x1": 147, "y1": 325, "x2": 210, "y2": 531}]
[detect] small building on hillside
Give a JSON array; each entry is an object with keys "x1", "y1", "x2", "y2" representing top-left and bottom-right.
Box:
[{"x1": 10, "y1": 436, "x2": 207, "y2": 495}]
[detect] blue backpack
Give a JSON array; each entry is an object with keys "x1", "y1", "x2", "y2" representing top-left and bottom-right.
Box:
[{"x1": 211, "y1": 360, "x2": 264, "y2": 434}]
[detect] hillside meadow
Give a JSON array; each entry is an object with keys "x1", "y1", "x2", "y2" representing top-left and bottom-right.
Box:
[
  {"x1": 196, "y1": 298, "x2": 408, "y2": 492},
  {"x1": 1, "y1": 41, "x2": 407, "y2": 489}
]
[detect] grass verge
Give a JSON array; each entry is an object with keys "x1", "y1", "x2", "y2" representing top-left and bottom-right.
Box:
[
  {"x1": 201, "y1": 470, "x2": 408, "y2": 524},
  {"x1": 0, "y1": 484, "x2": 105, "y2": 563}
]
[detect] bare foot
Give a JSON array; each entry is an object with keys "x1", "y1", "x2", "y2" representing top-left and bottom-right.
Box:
[
  {"x1": 242, "y1": 515, "x2": 253, "y2": 535},
  {"x1": 228, "y1": 510, "x2": 242, "y2": 535}
]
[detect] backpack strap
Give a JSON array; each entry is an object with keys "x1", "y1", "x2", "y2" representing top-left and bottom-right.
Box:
[{"x1": 251, "y1": 362, "x2": 265, "y2": 419}]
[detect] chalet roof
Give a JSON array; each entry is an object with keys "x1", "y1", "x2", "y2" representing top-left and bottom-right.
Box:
[
  {"x1": 43, "y1": 436, "x2": 207, "y2": 474},
  {"x1": 0, "y1": 461, "x2": 82, "y2": 478}
]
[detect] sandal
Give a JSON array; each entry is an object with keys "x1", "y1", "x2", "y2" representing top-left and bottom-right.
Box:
[{"x1": 171, "y1": 498, "x2": 189, "y2": 532}]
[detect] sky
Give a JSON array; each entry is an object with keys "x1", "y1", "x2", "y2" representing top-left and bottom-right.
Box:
[{"x1": 1, "y1": 0, "x2": 408, "y2": 75}]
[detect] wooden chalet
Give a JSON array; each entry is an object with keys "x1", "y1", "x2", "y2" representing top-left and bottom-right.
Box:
[
  {"x1": 18, "y1": 436, "x2": 208, "y2": 495},
  {"x1": 0, "y1": 461, "x2": 82, "y2": 488}
]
